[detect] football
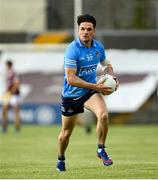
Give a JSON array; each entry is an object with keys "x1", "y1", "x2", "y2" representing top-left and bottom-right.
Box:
[{"x1": 98, "y1": 74, "x2": 116, "y2": 94}]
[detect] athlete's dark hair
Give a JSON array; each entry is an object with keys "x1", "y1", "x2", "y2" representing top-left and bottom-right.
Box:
[
  {"x1": 6, "y1": 60, "x2": 13, "y2": 67},
  {"x1": 77, "y1": 14, "x2": 96, "y2": 28}
]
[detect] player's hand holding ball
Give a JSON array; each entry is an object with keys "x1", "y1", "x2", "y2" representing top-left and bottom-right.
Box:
[{"x1": 97, "y1": 74, "x2": 118, "y2": 95}]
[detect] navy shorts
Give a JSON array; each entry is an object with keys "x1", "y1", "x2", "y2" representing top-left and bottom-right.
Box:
[{"x1": 61, "y1": 90, "x2": 98, "y2": 116}]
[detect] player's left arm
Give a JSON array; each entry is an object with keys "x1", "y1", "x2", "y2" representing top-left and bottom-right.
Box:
[{"x1": 100, "y1": 60, "x2": 119, "y2": 90}]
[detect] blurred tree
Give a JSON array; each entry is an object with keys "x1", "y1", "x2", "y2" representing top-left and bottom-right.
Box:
[{"x1": 130, "y1": 0, "x2": 150, "y2": 29}]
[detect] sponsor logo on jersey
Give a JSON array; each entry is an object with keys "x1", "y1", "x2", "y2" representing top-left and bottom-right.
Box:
[{"x1": 79, "y1": 64, "x2": 97, "y2": 76}]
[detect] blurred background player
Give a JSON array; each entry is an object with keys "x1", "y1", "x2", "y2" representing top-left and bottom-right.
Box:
[
  {"x1": 2, "y1": 60, "x2": 21, "y2": 133},
  {"x1": 56, "y1": 14, "x2": 119, "y2": 171}
]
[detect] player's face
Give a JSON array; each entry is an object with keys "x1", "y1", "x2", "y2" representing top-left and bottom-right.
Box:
[
  {"x1": 78, "y1": 22, "x2": 96, "y2": 47},
  {"x1": 6, "y1": 64, "x2": 11, "y2": 71}
]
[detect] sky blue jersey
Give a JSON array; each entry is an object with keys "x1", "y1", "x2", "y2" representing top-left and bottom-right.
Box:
[{"x1": 62, "y1": 38, "x2": 106, "y2": 98}]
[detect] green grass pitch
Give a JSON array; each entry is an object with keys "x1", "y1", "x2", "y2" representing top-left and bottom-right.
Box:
[{"x1": 0, "y1": 124, "x2": 158, "y2": 179}]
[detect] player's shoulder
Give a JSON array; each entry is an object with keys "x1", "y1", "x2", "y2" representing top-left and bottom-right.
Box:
[
  {"x1": 93, "y1": 39, "x2": 105, "y2": 49},
  {"x1": 65, "y1": 39, "x2": 80, "y2": 54},
  {"x1": 65, "y1": 39, "x2": 75, "y2": 50},
  {"x1": 67, "y1": 39, "x2": 78, "y2": 48}
]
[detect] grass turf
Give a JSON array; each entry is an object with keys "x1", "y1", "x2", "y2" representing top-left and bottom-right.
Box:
[{"x1": 0, "y1": 124, "x2": 158, "y2": 179}]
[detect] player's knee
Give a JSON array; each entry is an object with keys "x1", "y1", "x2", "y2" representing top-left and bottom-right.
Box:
[
  {"x1": 64, "y1": 130, "x2": 72, "y2": 139},
  {"x1": 59, "y1": 130, "x2": 72, "y2": 141},
  {"x1": 98, "y1": 112, "x2": 109, "y2": 124}
]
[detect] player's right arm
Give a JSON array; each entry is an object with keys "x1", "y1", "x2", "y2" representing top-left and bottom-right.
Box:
[{"x1": 65, "y1": 67, "x2": 112, "y2": 95}]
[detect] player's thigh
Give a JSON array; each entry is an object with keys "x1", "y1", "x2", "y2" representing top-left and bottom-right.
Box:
[
  {"x1": 61, "y1": 114, "x2": 77, "y2": 132},
  {"x1": 84, "y1": 93, "x2": 108, "y2": 116}
]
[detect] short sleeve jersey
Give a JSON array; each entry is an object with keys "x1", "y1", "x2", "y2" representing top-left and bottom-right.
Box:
[{"x1": 62, "y1": 38, "x2": 106, "y2": 98}]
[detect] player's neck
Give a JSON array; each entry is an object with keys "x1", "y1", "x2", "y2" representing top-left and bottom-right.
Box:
[
  {"x1": 84, "y1": 41, "x2": 92, "y2": 48},
  {"x1": 80, "y1": 39, "x2": 92, "y2": 48}
]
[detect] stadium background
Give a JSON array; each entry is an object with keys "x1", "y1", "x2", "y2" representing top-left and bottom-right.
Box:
[{"x1": 0, "y1": 0, "x2": 158, "y2": 125}]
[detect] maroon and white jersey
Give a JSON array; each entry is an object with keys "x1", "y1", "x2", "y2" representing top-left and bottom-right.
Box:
[{"x1": 7, "y1": 69, "x2": 20, "y2": 95}]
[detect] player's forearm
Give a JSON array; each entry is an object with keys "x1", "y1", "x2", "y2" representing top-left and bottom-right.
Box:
[
  {"x1": 67, "y1": 75, "x2": 96, "y2": 90},
  {"x1": 103, "y1": 64, "x2": 116, "y2": 78}
]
